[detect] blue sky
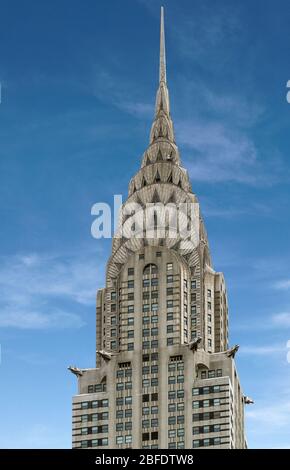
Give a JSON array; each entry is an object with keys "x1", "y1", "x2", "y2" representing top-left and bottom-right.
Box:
[{"x1": 0, "y1": 0, "x2": 290, "y2": 448}]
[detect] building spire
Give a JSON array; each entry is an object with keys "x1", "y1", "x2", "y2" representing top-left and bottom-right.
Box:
[
  {"x1": 159, "y1": 6, "x2": 166, "y2": 83},
  {"x1": 149, "y1": 6, "x2": 175, "y2": 145}
]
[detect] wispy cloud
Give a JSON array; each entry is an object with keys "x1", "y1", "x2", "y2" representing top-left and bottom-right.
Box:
[
  {"x1": 274, "y1": 280, "x2": 290, "y2": 290},
  {"x1": 240, "y1": 344, "x2": 286, "y2": 355},
  {"x1": 272, "y1": 313, "x2": 290, "y2": 328},
  {"x1": 93, "y1": 69, "x2": 153, "y2": 118},
  {"x1": 0, "y1": 252, "x2": 103, "y2": 329}
]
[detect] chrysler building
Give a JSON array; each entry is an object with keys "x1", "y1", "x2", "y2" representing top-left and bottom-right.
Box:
[{"x1": 70, "y1": 7, "x2": 247, "y2": 449}]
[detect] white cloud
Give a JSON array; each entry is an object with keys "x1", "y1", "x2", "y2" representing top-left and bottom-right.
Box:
[
  {"x1": 274, "y1": 280, "x2": 290, "y2": 290},
  {"x1": 272, "y1": 312, "x2": 290, "y2": 327},
  {"x1": 240, "y1": 345, "x2": 286, "y2": 355},
  {"x1": 246, "y1": 401, "x2": 290, "y2": 428},
  {"x1": 0, "y1": 252, "x2": 103, "y2": 330}
]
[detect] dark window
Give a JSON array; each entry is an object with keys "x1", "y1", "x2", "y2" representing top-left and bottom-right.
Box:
[
  {"x1": 151, "y1": 431, "x2": 158, "y2": 440},
  {"x1": 142, "y1": 394, "x2": 149, "y2": 402},
  {"x1": 151, "y1": 393, "x2": 158, "y2": 401},
  {"x1": 128, "y1": 268, "x2": 134, "y2": 276},
  {"x1": 142, "y1": 433, "x2": 150, "y2": 441}
]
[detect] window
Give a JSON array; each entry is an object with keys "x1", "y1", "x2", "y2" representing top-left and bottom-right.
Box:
[
  {"x1": 151, "y1": 290, "x2": 158, "y2": 299},
  {"x1": 204, "y1": 425, "x2": 210, "y2": 433},
  {"x1": 167, "y1": 338, "x2": 174, "y2": 346},
  {"x1": 111, "y1": 292, "x2": 116, "y2": 300},
  {"x1": 192, "y1": 401, "x2": 199, "y2": 409},
  {"x1": 116, "y1": 397, "x2": 123, "y2": 406},
  {"x1": 116, "y1": 410, "x2": 123, "y2": 418},
  {"x1": 142, "y1": 366, "x2": 150, "y2": 374},
  {"x1": 167, "y1": 263, "x2": 173, "y2": 271},
  {"x1": 128, "y1": 268, "x2": 134, "y2": 276},
  {"x1": 168, "y1": 403, "x2": 176, "y2": 412},
  {"x1": 193, "y1": 427, "x2": 199, "y2": 435},
  {"x1": 143, "y1": 316, "x2": 150, "y2": 324},
  {"x1": 125, "y1": 409, "x2": 132, "y2": 417},
  {"x1": 168, "y1": 429, "x2": 176, "y2": 438},
  {"x1": 207, "y1": 302, "x2": 211, "y2": 310},
  {"x1": 125, "y1": 396, "x2": 132, "y2": 405},
  {"x1": 128, "y1": 292, "x2": 134, "y2": 300},
  {"x1": 151, "y1": 418, "x2": 158, "y2": 427},
  {"x1": 167, "y1": 300, "x2": 173, "y2": 308},
  {"x1": 204, "y1": 438, "x2": 210, "y2": 447},
  {"x1": 216, "y1": 369, "x2": 222, "y2": 377},
  {"x1": 125, "y1": 382, "x2": 132, "y2": 390},
  {"x1": 167, "y1": 325, "x2": 174, "y2": 333},
  {"x1": 191, "y1": 305, "x2": 196, "y2": 314},
  {"x1": 208, "y1": 326, "x2": 212, "y2": 335},
  {"x1": 142, "y1": 379, "x2": 150, "y2": 387},
  {"x1": 143, "y1": 304, "x2": 150, "y2": 312},
  {"x1": 177, "y1": 428, "x2": 185, "y2": 436},
  {"x1": 151, "y1": 378, "x2": 158, "y2": 386},
  {"x1": 208, "y1": 339, "x2": 212, "y2": 348},
  {"x1": 143, "y1": 328, "x2": 150, "y2": 337},
  {"x1": 191, "y1": 280, "x2": 196, "y2": 289},
  {"x1": 142, "y1": 354, "x2": 149, "y2": 362},
  {"x1": 177, "y1": 402, "x2": 184, "y2": 411},
  {"x1": 192, "y1": 388, "x2": 199, "y2": 396},
  {"x1": 111, "y1": 316, "x2": 117, "y2": 325},
  {"x1": 111, "y1": 328, "x2": 116, "y2": 337},
  {"x1": 151, "y1": 279, "x2": 158, "y2": 287},
  {"x1": 213, "y1": 385, "x2": 220, "y2": 393},
  {"x1": 151, "y1": 315, "x2": 158, "y2": 323},
  {"x1": 201, "y1": 371, "x2": 207, "y2": 379},
  {"x1": 191, "y1": 318, "x2": 196, "y2": 327},
  {"x1": 111, "y1": 304, "x2": 116, "y2": 312},
  {"x1": 116, "y1": 436, "x2": 123, "y2": 445},
  {"x1": 177, "y1": 415, "x2": 184, "y2": 424},
  {"x1": 142, "y1": 394, "x2": 149, "y2": 402},
  {"x1": 208, "y1": 314, "x2": 212, "y2": 323},
  {"x1": 142, "y1": 419, "x2": 149, "y2": 428},
  {"x1": 151, "y1": 327, "x2": 158, "y2": 336},
  {"x1": 151, "y1": 431, "x2": 158, "y2": 440},
  {"x1": 214, "y1": 437, "x2": 221, "y2": 445},
  {"x1": 168, "y1": 416, "x2": 176, "y2": 425},
  {"x1": 177, "y1": 390, "x2": 184, "y2": 398},
  {"x1": 213, "y1": 398, "x2": 220, "y2": 406},
  {"x1": 127, "y1": 330, "x2": 134, "y2": 338},
  {"x1": 213, "y1": 424, "x2": 220, "y2": 432},
  {"x1": 151, "y1": 303, "x2": 158, "y2": 311},
  {"x1": 142, "y1": 341, "x2": 150, "y2": 349},
  {"x1": 151, "y1": 392, "x2": 158, "y2": 401},
  {"x1": 151, "y1": 340, "x2": 158, "y2": 348},
  {"x1": 128, "y1": 305, "x2": 134, "y2": 313},
  {"x1": 207, "y1": 289, "x2": 211, "y2": 298},
  {"x1": 168, "y1": 391, "x2": 175, "y2": 399},
  {"x1": 111, "y1": 340, "x2": 117, "y2": 349},
  {"x1": 167, "y1": 287, "x2": 173, "y2": 295},
  {"x1": 151, "y1": 406, "x2": 158, "y2": 414},
  {"x1": 203, "y1": 386, "x2": 210, "y2": 394},
  {"x1": 127, "y1": 343, "x2": 134, "y2": 351},
  {"x1": 177, "y1": 375, "x2": 184, "y2": 383},
  {"x1": 156, "y1": 251, "x2": 161, "y2": 257},
  {"x1": 142, "y1": 407, "x2": 149, "y2": 415},
  {"x1": 128, "y1": 317, "x2": 134, "y2": 326},
  {"x1": 167, "y1": 275, "x2": 173, "y2": 283},
  {"x1": 142, "y1": 433, "x2": 150, "y2": 441},
  {"x1": 116, "y1": 370, "x2": 124, "y2": 378},
  {"x1": 125, "y1": 422, "x2": 132, "y2": 431},
  {"x1": 116, "y1": 423, "x2": 123, "y2": 431},
  {"x1": 151, "y1": 365, "x2": 158, "y2": 374},
  {"x1": 139, "y1": 254, "x2": 144, "y2": 260},
  {"x1": 203, "y1": 400, "x2": 210, "y2": 408},
  {"x1": 193, "y1": 440, "x2": 199, "y2": 448},
  {"x1": 151, "y1": 352, "x2": 158, "y2": 361},
  {"x1": 208, "y1": 370, "x2": 215, "y2": 378}
]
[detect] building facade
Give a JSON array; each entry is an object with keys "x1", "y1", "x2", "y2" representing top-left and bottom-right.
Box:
[{"x1": 70, "y1": 7, "x2": 247, "y2": 450}]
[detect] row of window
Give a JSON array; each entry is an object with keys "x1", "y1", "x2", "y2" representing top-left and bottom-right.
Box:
[
  {"x1": 116, "y1": 409, "x2": 132, "y2": 418},
  {"x1": 116, "y1": 396, "x2": 132, "y2": 406},
  {"x1": 142, "y1": 340, "x2": 159, "y2": 349},
  {"x1": 193, "y1": 437, "x2": 222, "y2": 447},
  {"x1": 142, "y1": 418, "x2": 158, "y2": 428},
  {"x1": 78, "y1": 399, "x2": 108, "y2": 410},
  {"x1": 168, "y1": 402, "x2": 185, "y2": 412},
  {"x1": 143, "y1": 315, "x2": 158, "y2": 324},
  {"x1": 142, "y1": 365, "x2": 159, "y2": 374},
  {"x1": 200, "y1": 369, "x2": 223, "y2": 379},
  {"x1": 116, "y1": 368, "x2": 132, "y2": 378},
  {"x1": 116, "y1": 422, "x2": 132, "y2": 431},
  {"x1": 168, "y1": 362, "x2": 184, "y2": 371},
  {"x1": 168, "y1": 390, "x2": 185, "y2": 400},
  {"x1": 116, "y1": 382, "x2": 132, "y2": 391},
  {"x1": 168, "y1": 375, "x2": 184, "y2": 384},
  {"x1": 168, "y1": 428, "x2": 185, "y2": 438},
  {"x1": 142, "y1": 432, "x2": 158, "y2": 441},
  {"x1": 116, "y1": 435, "x2": 132, "y2": 445},
  {"x1": 79, "y1": 425, "x2": 108, "y2": 435},
  {"x1": 168, "y1": 415, "x2": 185, "y2": 425},
  {"x1": 192, "y1": 385, "x2": 222, "y2": 395},
  {"x1": 142, "y1": 393, "x2": 158, "y2": 402},
  {"x1": 142, "y1": 378, "x2": 159, "y2": 387},
  {"x1": 79, "y1": 412, "x2": 108, "y2": 422},
  {"x1": 79, "y1": 438, "x2": 108, "y2": 448},
  {"x1": 143, "y1": 353, "x2": 158, "y2": 362},
  {"x1": 193, "y1": 424, "x2": 221, "y2": 434},
  {"x1": 87, "y1": 383, "x2": 106, "y2": 394},
  {"x1": 192, "y1": 411, "x2": 221, "y2": 421},
  {"x1": 142, "y1": 406, "x2": 158, "y2": 415},
  {"x1": 192, "y1": 398, "x2": 222, "y2": 409}
]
